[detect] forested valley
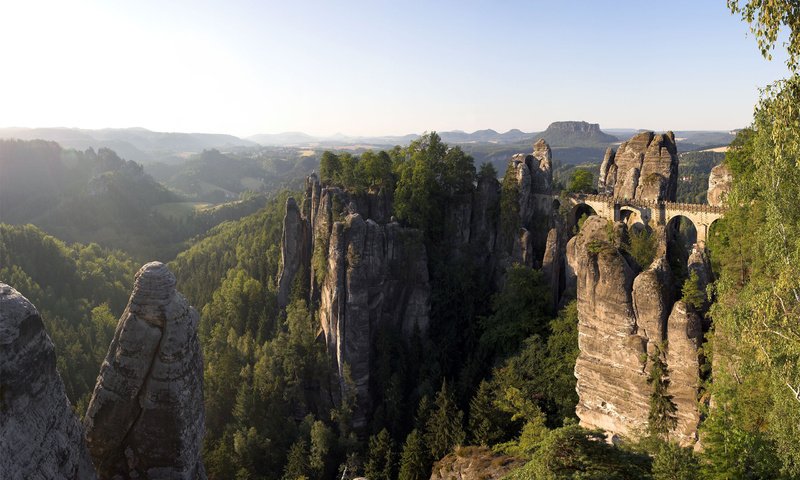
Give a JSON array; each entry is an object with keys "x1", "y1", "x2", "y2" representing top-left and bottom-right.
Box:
[{"x1": 4, "y1": 1, "x2": 800, "y2": 479}]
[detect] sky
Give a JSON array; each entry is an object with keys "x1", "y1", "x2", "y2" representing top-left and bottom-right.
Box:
[{"x1": 0, "y1": 0, "x2": 791, "y2": 137}]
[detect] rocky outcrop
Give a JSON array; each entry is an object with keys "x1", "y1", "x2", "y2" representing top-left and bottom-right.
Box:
[
  {"x1": 83, "y1": 262, "x2": 205, "y2": 480},
  {"x1": 0, "y1": 284, "x2": 97, "y2": 480},
  {"x1": 598, "y1": 147, "x2": 616, "y2": 194},
  {"x1": 570, "y1": 212, "x2": 709, "y2": 444},
  {"x1": 631, "y1": 257, "x2": 674, "y2": 356},
  {"x1": 318, "y1": 214, "x2": 430, "y2": 429},
  {"x1": 291, "y1": 175, "x2": 431, "y2": 429},
  {"x1": 530, "y1": 139, "x2": 553, "y2": 193},
  {"x1": 707, "y1": 163, "x2": 732, "y2": 207},
  {"x1": 666, "y1": 301, "x2": 703, "y2": 446},
  {"x1": 568, "y1": 216, "x2": 651, "y2": 438},
  {"x1": 277, "y1": 197, "x2": 309, "y2": 307},
  {"x1": 429, "y1": 446, "x2": 525, "y2": 480},
  {"x1": 600, "y1": 131, "x2": 678, "y2": 202}
]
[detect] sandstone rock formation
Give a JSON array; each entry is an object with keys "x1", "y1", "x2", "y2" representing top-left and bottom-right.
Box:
[
  {"x1": 429, "y1": 446, "x2": 525, "y2": 480},
  {"x1": 83, "y1": 262, "x2": 206, "y2": 480},
  {"x1": 277, "y1": 196, "x2": 309, "y2": 307},
  {"x1": 707, "y1": 162, "x2": 732, "y2": 207},
  {"x1": 286, "y1": 176, "x2": 432, "y2": 429},
  {"x1": 0, "y1": 284, "x2": 97, "y2": 480},
  {"x1": 503, "y1": 140, "x2": 557, "y2": 270},
  {"x1": 666, "y1": 300, "x2": 703, "y2": 445},
  {"x1": 569, "y1": 212, "x2": 710, "y2": 445},
  {"x1": 568, "y1": 216, "x2": 651, "y2": 438},
  {"x1": 599, "y1": 131, "x2": 678, "y2": 202}
]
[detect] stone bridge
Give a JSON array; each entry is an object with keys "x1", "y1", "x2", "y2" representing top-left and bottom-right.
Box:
[{"x1": 534, "y1": 193, "x2": 726, "y2": 244}]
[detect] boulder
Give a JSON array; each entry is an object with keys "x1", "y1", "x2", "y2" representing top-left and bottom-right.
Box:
[
  {"x1": 0, "y1": 284, "x2": 97, "y2": 480},
  {"x1": 83, "y1": 262, "x2": 205, "y2": 480}
]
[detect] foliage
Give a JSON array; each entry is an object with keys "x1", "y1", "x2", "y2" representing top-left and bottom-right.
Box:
[
  {"x1": 701, "y1": 76, "x2": 800, "y2": 476},
  {"x1": 567, "y1": 169, "x2": 594, "y2": 193},
  {"x1": 647, "y1": 342, "x2": 677, "y2": 438},
  {"x1": 479, "y1": 266, "x2": 551, "y2": 361},
  {"x1": 625, "y1": 226, "x2": 658, "y2": 269},
  {"x1": 680, "y1": 271, "x2": 705, "y2": 310},
  {"x1": 650, "y1": 440, "x2": 700, "y2": 480},
  {"x1": 503, "y1": 423, "x2": 652, "y2": 480},
  {"x1": 425, "y1": 380, "x2": 466, "y2": 460},
  {"x1": 0, "y1": 224, "x2": 136, "y2": 410},
  {"x1": 728, "y1": 0, "x2": 800, "y2": 70},
  {"x1": 468, "y1": 380, "x2": 508, "y2": 446},
  {"x1": 499, "y1": 161, "x2": 521, "y2": 243},
  {"x1": 365, "y1": 429, "x2": 395, "y2": 480},
  {"x1": 398, "y1": 429, "x2": 429, "y2": 480}
]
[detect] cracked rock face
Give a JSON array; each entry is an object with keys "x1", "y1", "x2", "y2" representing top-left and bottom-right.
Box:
[
  {"x1": 707, "y1": 163, "x2": 732, "y2": 207},
  {"x1": 567, "y1": 216, "x2": 650, "y2": 438},
  {"x1": 600, "y1": 131, "x2": 678, "y2": 202},
  {"x1": 83, "y1": 262, "x2": 206, "y2": 480},
  {"x1": 0, "y1": 284, "x2": 97, "y2": 480}
]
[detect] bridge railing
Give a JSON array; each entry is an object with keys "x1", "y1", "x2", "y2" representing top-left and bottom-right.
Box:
[{"x1": 564, "y1": 193, "x2": 726, "y2": 214}]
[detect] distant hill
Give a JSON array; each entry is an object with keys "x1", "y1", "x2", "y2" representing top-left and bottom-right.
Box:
[{"x1": 0, "y1": 127, "x2": 256, "y2": 164}]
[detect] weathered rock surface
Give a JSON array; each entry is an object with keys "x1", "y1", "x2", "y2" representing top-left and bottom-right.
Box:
[
  {"x1": 707, "y1": 163, "x2": 732, "y2": 207},
  {"x1": 530, "y1": 138, "x2": 553, "y2": 193},
  {"x1": 600, "y1": 131, "x2": 678, "y2": 202},
  {"x1": 83, "y1": 262, "x2": 206, "y2": 480},
  {"x1": 294, "y1": 175, "x2": 431, "y2": 429},
  {"x1": 277, "y1": 197, "x2": 309, "y2": 307},
  {"x1": 568, "y1": 216, "x2": 651, "y2": 438},
  {"x1": 318, "y1": 213, "x2": 430, "y2": 428},
  {"x1": 666, "y1": 300, "x2": 703, "y2": 446},
  {"x1": 0, "y1": 284, "x2": 97, "y2": 480},
  {"x1": 571, "y1": 205, "x2": 709, "y2": 444},
  {"x1": 429, "y1": 446, "x2": 525, "y2": 480},
  {"x1": 631, "y1": 257, "x2": 674, "y2": 356}
]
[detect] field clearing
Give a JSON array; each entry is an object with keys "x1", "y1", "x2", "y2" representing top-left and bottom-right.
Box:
[
  {"x1": 153, "y1": 202, "x2": 212, "y2": 220},
  {"x1": 701, "y1": 146, "x2": 729, "y2": 153}
]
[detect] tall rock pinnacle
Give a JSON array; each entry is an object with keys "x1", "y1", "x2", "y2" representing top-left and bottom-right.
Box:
[
  {"x1": 0, "y1": 284, "x2": 97, "y2": 480},
  {"x1": 83, "y1": 262, "x2": 206, "y2": 480}
]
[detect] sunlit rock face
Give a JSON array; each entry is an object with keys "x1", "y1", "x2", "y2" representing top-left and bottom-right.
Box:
[
  {"x1": 0, "y1": 283, "x2": 97, "y2": 480},
  {"x1": 568, "y1": 215, "x2": 706, "y2": 445},
  {"x1": 600, "y1": 131, "x2": 678, "y2": 202},
  {"x1": 707, "y1": 162, "x2": 732, "y2": 207},
  {"x1": 83, "y1": 262, "x2": 206, "y2": 480}
]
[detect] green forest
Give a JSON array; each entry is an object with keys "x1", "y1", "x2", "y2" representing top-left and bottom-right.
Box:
[{"x1": 3, "y1": 1, "x2": 800, "y2": 479}]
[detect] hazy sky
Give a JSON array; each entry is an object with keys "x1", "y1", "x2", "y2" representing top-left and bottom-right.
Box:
[{"x1": 0, "y1": 0, "x2": 791, "y2": 137}]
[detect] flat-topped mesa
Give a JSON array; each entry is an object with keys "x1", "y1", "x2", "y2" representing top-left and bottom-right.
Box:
[
  {"x1": 84, "y1": 261, "x2": 206, "y2": 480},
  {"x1": 599, "y1": 131, "x2": 678, "y2": 202},
  {"x1": 0, "y1": 284, "x2": 97, "y2": 480}
]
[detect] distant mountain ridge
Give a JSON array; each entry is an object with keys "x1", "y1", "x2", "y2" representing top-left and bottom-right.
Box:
[{"x1": 0, "y1": 127, "x2": 256, "y2": 164}]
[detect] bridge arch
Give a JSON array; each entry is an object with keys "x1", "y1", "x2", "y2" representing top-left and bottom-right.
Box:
[
  {"x1": 569, "y1": 203, "x2": 597, "y2": 234},
  {"x1": 619, "y1": 205, "x2": 650, "y2": 230}
]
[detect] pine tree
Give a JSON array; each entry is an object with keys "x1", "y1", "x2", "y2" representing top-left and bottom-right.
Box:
[
  {"x1": 398, "y1": 429, "x2": 429, "y2": 480},
  {"x1": 681, "y1": 271, "x2": 705, "y2": 311},
  {"x1": 647, "y1": 342, "x2": 677, "y2": 437},
  {"x1": 425, "y1": 380, "x2": 466, "y2": 460},
  {"x1": 468, "y1": 380, "x2": 504, "y2": 446},
  {"x1": 282, "y1": 439, "x2": 310, "y2": 480},
  {"x1": 364, "y1": 428, "x2": 394, "y2": 480}
]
